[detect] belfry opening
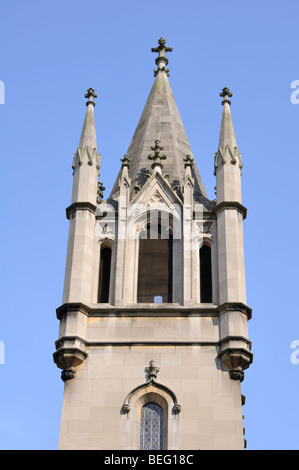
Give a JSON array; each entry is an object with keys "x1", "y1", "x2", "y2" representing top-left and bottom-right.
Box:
[{"x1": 137, "y1": 211, "x2": 173, "y2": 303}]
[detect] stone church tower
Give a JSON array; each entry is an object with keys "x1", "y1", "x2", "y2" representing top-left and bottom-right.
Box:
[{"x1": 54, "y1": 38, "x2": 253, "y2": 450}]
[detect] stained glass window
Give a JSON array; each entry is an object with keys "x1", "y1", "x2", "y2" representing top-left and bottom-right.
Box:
[{"x1": 140, "y1": 402, "x2": 163, "y2": 450}]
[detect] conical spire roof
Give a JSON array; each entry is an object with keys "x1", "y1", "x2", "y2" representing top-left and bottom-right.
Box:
[
  {"x1": 213, "y1": 87, "x2": 243, "y2": 180},
  {"x1": 218, "y1": 87, "x2": 237, "y2": 148},
  {"x1": 110, "y1": 38, "x2": 210, "y2": 207},
  {"x1": 78, "y1": 87, "x2": 98, "y2": 150}
]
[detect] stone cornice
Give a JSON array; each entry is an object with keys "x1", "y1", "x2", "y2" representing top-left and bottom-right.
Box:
[
  {"x1": 217, "y1": 302, "x2": 252, "y2": 320},
  {"x1": 66, "y1": 201, "x2": 97, "y2": 220},
  {"x1": 218, "y1": 335, "x2": 252, "y2": 349},
  {"x1": 214, "y1": 201, "x2": 247, "y2": 220},
  {"x1": 55, "y1": 335, "x2": 87, "y2": 349},
  {"x1": 56, "y1": 301, "x2": 252, "y2": 320},
  {"x1": 54, "y1": 334, "x2": 252, "y2": 350}
]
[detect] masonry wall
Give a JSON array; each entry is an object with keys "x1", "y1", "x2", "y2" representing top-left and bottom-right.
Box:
[{"x1": 58, "y1": 315, "x2": 245, "y2": 450}]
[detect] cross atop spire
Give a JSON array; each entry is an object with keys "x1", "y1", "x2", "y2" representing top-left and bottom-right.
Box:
[
  {"x1": 220, "y1": 87, "x2": 233, "y2": 106},
  {"x1": 85, "y1": 87, "x2": 97, "y2": 106},
  {"x1": 152, "y1": 37, "x2": 173, "y2": 76}
]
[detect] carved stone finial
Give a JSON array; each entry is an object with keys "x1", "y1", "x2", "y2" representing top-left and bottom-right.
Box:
[
  {"x1": 173, "y1": 404, "x2": 182, "y2": 414},
  {"x1": 184, "y1": 154, "x2": 194, "y2": 168},
  {"x1": 97, "y1": 181, "x2": 105, "y2": 203},
  {"x1": 148, "y1": 139, "x2": 167, "y2": 170},
  {"x1": 121, "y1": 404, "x2": 131, "y2": 414},
  {"x1": 145, "y1": 360, "x2": 160, "y2": 379},
  {"x1": 220, "y1": 87, "x2": 233, "y2": 105},
  {"x1": 120, "y1": 153, "x2": 132, "y2": 168},
  {"x1": 152, "y1": 37, "x2": 173, "y2": 76},
  {"x1": 229, "y1": 370, "x2": 244, "y2": 382},
  {"x1": 85, "y1": 87, "x2": 97, "y2": 106},
  {"x1": 61, "y1": 368, "x2": 75, "y2": 382}
]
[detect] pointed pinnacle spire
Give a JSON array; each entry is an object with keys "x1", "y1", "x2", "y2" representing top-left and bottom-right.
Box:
[
  {"x1": 78, "y1": 87, "x2": 98, "y2": 150},
  {"x1": 152, "y1": 37, "x2": 173, "y2": 76},
  {"x1": 218, "y1": 87, "x2": 237, "y2": 148}
]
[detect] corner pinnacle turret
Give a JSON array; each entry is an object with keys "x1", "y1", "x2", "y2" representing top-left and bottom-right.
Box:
[
  {"x1": 214, "y1": 86, "x2": 243, "y2": 178},
  {"x1": 71, "y1": 87, "x2": 100, "y2": 205},
  {"x1": 77, "y1": 87, "x2": 98, "y2": 151},
  {"x1": 218, "y1": 87, "x2": 237, "y2": 148},
  {"x1": 214, "y1": 86, "x2": 243, "y2": 203}
]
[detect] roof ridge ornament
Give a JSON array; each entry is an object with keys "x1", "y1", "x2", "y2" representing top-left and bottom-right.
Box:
[
  {"x1": 85, "y1": 87, "x2": 97, "y2": 106},
  {"x1": 152, "y1": 37, "x2": 173, "y2": 76},
  {"x1": 220, "y1": 87, "x2": 233, "y2": 106}
]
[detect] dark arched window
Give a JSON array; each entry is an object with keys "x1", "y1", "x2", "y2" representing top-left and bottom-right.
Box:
[
  {"x1": 98, "y1": 246, "x2": 112, "y2": 303},
  {"x1": 140, "y1": 403, "x2": 163, "y2": 450},
  {"x1": 200, "y1": 244, "x2": 212, "y2": 303},
  {"x1": 137, "y1": 213, "x2": 173, "y2": 303}
]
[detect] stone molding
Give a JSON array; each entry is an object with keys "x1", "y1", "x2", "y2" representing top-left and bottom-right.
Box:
[
  {"x1": 214, "y1": 144, "x2": 243, "y2": 175},
  {"x1": 66, "y1": 201, "x2": 97, "y2": 220},
  {"x1": 121, "y1": 378, "x2": 181, "y2": 415},
  {"x1": 56, "y1": 301, "x2": 252, "y2": 319},
  {"x1": 214, "y1": 201, "x2": 247, "y2": 220},
  {"x1": 72, "y1": 146, "x2": 101, "y2": 172}
]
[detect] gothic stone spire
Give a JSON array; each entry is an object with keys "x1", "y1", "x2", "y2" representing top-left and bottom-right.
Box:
[{"x1": 110, "y1": 40, "x2": 209, "y2": 207}]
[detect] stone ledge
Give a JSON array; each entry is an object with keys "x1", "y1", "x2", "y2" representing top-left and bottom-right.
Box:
[
  {"x1": 214, "y1": 201, "x2": 247, "y2": 219},
  {"x1": 56, "y1": 301, "x2": 252, "y2": 319},
  {"x1": 66, "y1": 201, "x2": 97, "y2": 220}
]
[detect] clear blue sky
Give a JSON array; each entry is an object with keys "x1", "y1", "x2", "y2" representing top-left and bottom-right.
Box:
[{"x1": 0, "y1": 0, "x2": 299, "y2": 450}]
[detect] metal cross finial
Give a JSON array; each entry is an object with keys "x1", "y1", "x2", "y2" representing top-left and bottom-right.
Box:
[
  {"x1": 85, "y1": 87, "x2": 98, "y2": 106},
  {"x1": 220, "y1": 87, "x2": 233, "y2": 105},
  {"x1": 152, "y1": 37, "x2": 173, "y2": 76},
  {"x1": 148, "y1": 139, "x2": 167, "y2": 170}
]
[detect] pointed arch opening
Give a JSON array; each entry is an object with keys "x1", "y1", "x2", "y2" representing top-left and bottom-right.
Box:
[
  {"x1": 137, "y1": 211, "x2": 173, "y2": 303},
  {"x1": 121, "y1": 380, "x2": 181, "y2": 450},
  {"x1": 140, "y1": 402, "x2": 163, "y2": 450},
  {"x1": 200, "y1": 243, "x2": 212, "y2": 303},
  {"x1": 98, "y1": 244, "x2": 112, "y2": 303}
]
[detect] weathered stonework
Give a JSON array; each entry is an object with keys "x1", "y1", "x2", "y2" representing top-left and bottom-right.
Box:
[{"x1": 54, "y1": 40, "x2": 252, "y2": 450}]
